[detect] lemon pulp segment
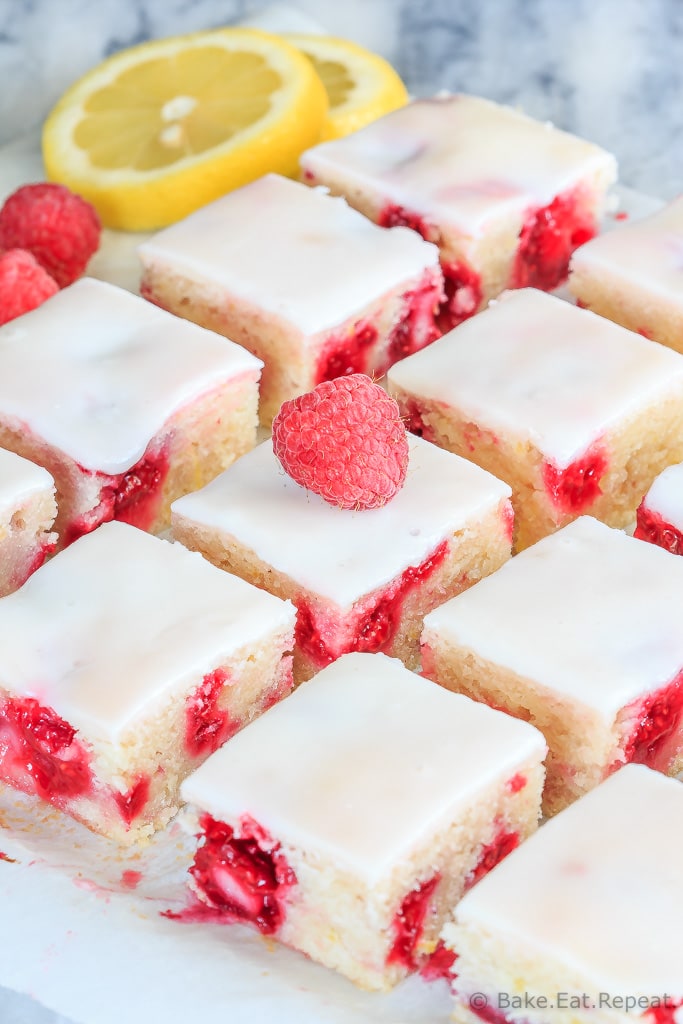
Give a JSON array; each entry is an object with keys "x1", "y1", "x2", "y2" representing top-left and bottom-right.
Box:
[{"x1": 42, "y1": 28, "x2": 329, "y2": 230}]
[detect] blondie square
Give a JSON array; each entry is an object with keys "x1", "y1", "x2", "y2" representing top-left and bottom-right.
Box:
[
  {"x1": 180, "y1": 652, "x2": 547, "y2": 990},
  {"x1": 422, "y1": 516, "x2": 683, "y2": 815},
  {"x1": 0, "y1": 521, "x2": 295, "y2": 842},
  {"x1": 0, "y1": 277, "x2": 262, "y2": 547}
]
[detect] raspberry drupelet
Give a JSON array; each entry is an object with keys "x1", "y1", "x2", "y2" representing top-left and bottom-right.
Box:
[
  {"x1": 271, "y1": 374, "x2": 409, "y2": 510},
  {"x1": 0, "y1": 249, "x2": 59, "y2": 325}
]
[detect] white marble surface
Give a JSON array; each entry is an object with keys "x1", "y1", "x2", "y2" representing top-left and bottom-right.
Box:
[{"x1": 0, "y1": 0, "x2": 682, "y2": 196}]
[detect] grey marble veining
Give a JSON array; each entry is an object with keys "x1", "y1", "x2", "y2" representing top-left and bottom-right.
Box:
[{"x1": 0, "y1": 0, "x2": 682, "y2": 196}]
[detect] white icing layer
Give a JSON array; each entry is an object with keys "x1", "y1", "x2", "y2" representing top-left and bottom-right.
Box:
[
  {"x1": 387, "y1": 288, "x2": 683, "y2": 467},
  {"x1": 181, "y1": 652, "x2": 546, "y2": 885},
  {"x1": 301, "y1": 94, "x2": 616, "y2": 235},
  {"x1": 0, "y1": 447, "x2": 53, "y2": 518},
  {"x1": 452, "y1": 764, "x2": 683, "y2": 997},
  {"x1": 642, "y1": 462, "x2": 683, "y2": 532},
  {"x1": 171, "y1": 434, "x2": 511, "y2": 609},
  {"x1": 138, "y1": 173, "x2": 440, "y2": 337},
  {"x1": 423, "y1": 516, "x2": 683, "y2": 719},
  {"x1": 0, "y1": 521, "x2": 295, "y2": 743},
  {"x1": 571, "y1": 195, "x2": 683, "y2": 300},
  {"x1": 0, "y1": 278, "x2": 262, "y2": 473}
]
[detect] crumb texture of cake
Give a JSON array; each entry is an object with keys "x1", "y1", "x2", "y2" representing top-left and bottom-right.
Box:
[
  {"x1": 442, "y1": 765, "x2": 683, "y2": 1024},
  {"x1": 0, "y1": 277, "x2": 262, "y2": 547},
  {"x1": 387, "y1": 288, "x2": 683, "y2": 550},
  {"x1": 0, "y1": 447, "x2": 57, "y2": 596},
  {"x1": 138, "y1": 173, "x2": 443, "y2": 423},
  {"x1": 0, "y1": 521, "x2": 296, "y2": 842},
  {"x1": 300, "y1": 94, "x2": 616, "y2": 328},
  {"x1": 171, "y1": 433, "x2": 513, "y2": 683},
  {"x1": 569, "y1": 195, "x2": 683, "y2": 355},
  {"x1": 179, "y1": 652, "x2": 547, "y2": 990},
  {"x1": 635, "y1": 461, "x2": 683, "y2": 554},
  {"x1": 422, "y1": 516, "x2": 683, "y2": 816}
]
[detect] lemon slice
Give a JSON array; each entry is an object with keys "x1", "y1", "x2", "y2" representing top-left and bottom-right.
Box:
[
  {"x1": 285, "y1": 34, "x2": 408, "y2": 141},
  {"x1": 42, "y1": 28, "x2": 328, "y2": 231}
]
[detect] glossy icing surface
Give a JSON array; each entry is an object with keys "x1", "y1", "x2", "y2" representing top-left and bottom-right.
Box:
[
  {"x1": 571, "y1": 195, "x2": 683, "y2": 298},
  {"x1": 171, "y1": 434, "x2": 511, "y2": 608},
  {"x1": 181, "y1": 652, "x2": 546, "y2": 884},
  {"x1": 451, "y1": 765, "x2": 683, "y2": 996},
  {"x1": 0, "y1": 278, "x2": 262, "y2": 473},
  {"x1": 301, "y1": 94, "x2": 616, "y2": 235},
  {"x1": 138, "y1": 173, "x2": 440, "y2": 336},
  {"x1": 388, "y1": 288, "x2": 683, "y2": 467},
  {"x1": 642, "y1": 462, "x2": 683, "y2": 531},
  {"x1": 424, "y1": 516, "x2": 683, "y2": 718},
  {"x1": 0, "y1": 447, "x2": 53, "y2": 517},
  {"x1": 0, "y1": 521, "x2": 294, "y2": 742}
]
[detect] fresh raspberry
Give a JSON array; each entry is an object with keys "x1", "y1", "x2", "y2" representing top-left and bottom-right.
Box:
[
  {"x1": 272, "y1": 374, "x2": 409, "y2": 510},
  {"x1": 0, "y1": 183, "x2": 101, "y2": 288},
  {"x1": 0, "y1": 249, "x2": 59, "y2": 325}
]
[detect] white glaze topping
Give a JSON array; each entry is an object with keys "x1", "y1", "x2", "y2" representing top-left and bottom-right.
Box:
[
  {"x1": 181, "y1": 652, "x2": 546, "y2": 884},
  {"x1": 138, "y1": 173, "x2": 440, "y2": 337},
  {"x1": 0, "y1": 447, "x2": 54, "y2": 518},
  {"x1": 571, "y1": 195, "x2": 683, "y2": 299},
  {"x1": 423, "y1": 516, "x2": 683, "y2": 719},
  {"x1": 0, "y1": 278, "x2": 262, "y2": 473},
  {"x1": 387, "y1": 288, "x2": 683, "y2": 467},
  {"x1": 452, "y1": 765, "x2": 683, "y2": 996},
  {"x1": 301, "y1": 94, "x2": 616, "y2": 235},
  {"x1": 171, "y1": 434, "x2": 511, "y2": 609},
  {"x1": 642, "y1": 462, "x2": 683, "y2": 532},
  {"x1": 0, "y1": 521, "x2": 295, "y2": 743}
]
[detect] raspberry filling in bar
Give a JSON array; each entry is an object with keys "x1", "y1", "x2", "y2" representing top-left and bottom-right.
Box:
[
  {"x1": 509, "y1": 186, "x2": 597, "y2": 291},
  {"x1": 378, "y1": 203, "x2": 485, "y2": 330},
  {"x1": 314, "y1": 268, "x2": 442, "y2": 381},
  {"x1": 0, "y1": 521, "x2": 295, "y2": 842},
  {"x1": 379, "y1": 184, "x2": 597, "y2": 330},
  {"x1": 187, "y1": 814, "x2": 297, "y2": 934},
  {"x1": 635, "y1": 462, "x2": 683, "y2": 555},
  {"x1": 301, "y1": 93, "x2": 616, "y2": 327},
  {"x1": 0, "y1": 277, "x2": 262, "y2": 548},
  {"x1": 62, "y1": 444, "x2": 170, "y2": 547},
  {"x1": 177, "y1": 652, "x2": 546, "y2": 990},
  {"x1": 295, "y1": 539, "x2": 448, "y2": 669}
]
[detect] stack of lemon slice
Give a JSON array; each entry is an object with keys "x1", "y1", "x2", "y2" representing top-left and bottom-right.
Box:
[{"x1": 42, "y1": 27, "x2": 408, "y2": 231}]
